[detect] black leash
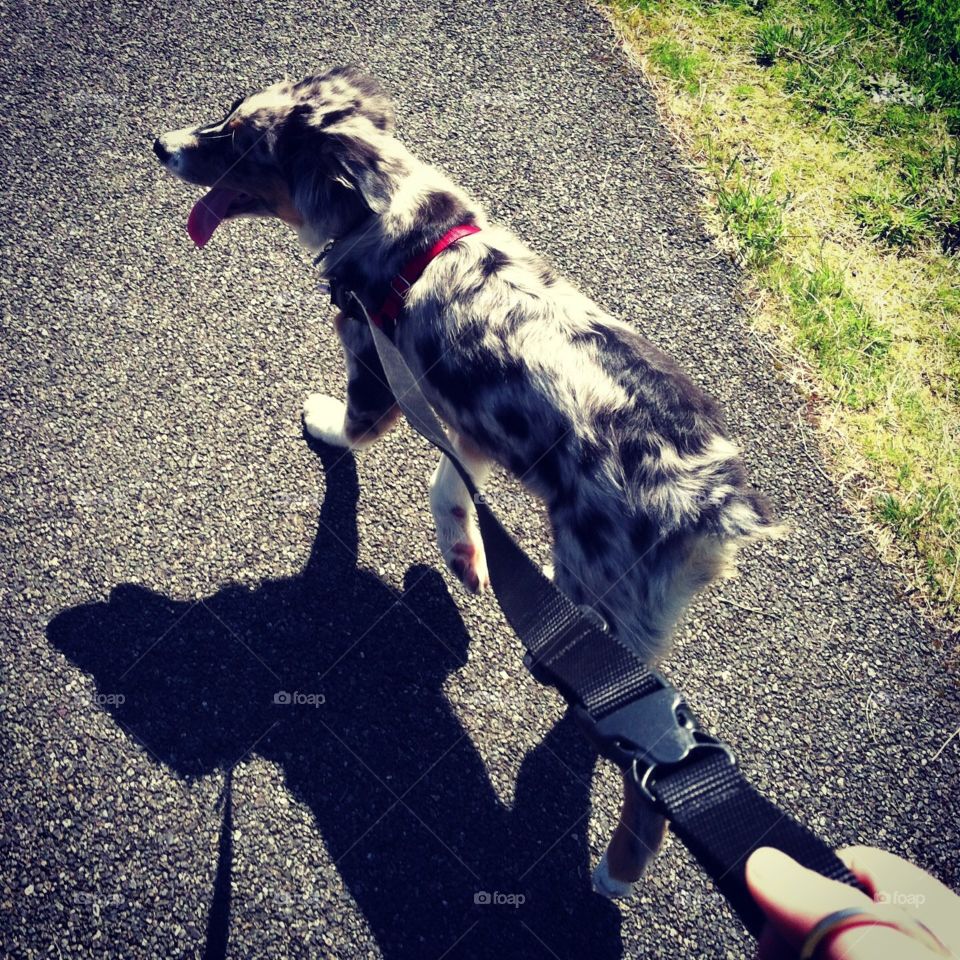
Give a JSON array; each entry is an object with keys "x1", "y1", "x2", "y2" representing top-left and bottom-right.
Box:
[{"x1": 346, "y1": 291, "x2": 865, "y2": 936}]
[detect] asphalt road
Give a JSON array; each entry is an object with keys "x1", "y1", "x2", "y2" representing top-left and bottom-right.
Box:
[{"x1": 1, "y1": 0, "x2": 958, "y2": 957}]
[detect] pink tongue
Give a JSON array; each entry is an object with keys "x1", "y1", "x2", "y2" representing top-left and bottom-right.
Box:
[{"x1": 187, "y1": 187, "x2": 246, "y2": 247}]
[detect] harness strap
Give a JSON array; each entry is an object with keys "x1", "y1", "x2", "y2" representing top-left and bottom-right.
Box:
[{"x1": 348, "y1": 290, "x2": 865, "y2": 937}]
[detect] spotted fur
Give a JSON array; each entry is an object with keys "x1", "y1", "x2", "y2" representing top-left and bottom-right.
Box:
[
  {"x1": 155, "y1": 66, "x2": 783, "y2": 896},
  {"x1": 155, "y1": 64, "x2": 780, "y2": 663}
]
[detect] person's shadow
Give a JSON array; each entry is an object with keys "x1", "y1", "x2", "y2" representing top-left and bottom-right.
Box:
[{"x1": 48, "y1": 439, "x2": 623, "y2": 959}]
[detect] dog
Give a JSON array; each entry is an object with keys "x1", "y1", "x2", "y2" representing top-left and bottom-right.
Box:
[{"x1": 154, "y1": 65, "x2": 781, "y2": 898}]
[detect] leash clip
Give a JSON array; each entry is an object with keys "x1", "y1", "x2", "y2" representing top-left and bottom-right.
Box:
[
  {"x1": 312, "y1": 239, "x2": 335, "y2": 267},
  {"x1": 574, "y1": 686, "x2": 735, "y2": 808}
]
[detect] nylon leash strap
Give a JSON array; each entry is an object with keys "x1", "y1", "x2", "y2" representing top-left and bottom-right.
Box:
[{"x1": 354, "y1": 296, "x2": 865, "y2": 936}]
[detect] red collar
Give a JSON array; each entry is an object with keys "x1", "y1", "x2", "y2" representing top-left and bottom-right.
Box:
[{"x1": 370, "y1": 224, "x2": 481, "y2": 329}]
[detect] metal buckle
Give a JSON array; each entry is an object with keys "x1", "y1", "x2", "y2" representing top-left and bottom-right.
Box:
[
  {"x1": 630, "y1": 741, "x2": 736, "y2": 808},
  {"x1": 574, "y1": 686, "x2": 735, "y2": 809},
  {"x1": 312, "y1": 239, "x2": 335, "y2": 266}
]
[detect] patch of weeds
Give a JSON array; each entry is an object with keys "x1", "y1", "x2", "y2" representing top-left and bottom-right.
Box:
[
  {"x1": 881, "y1": 144, "x2": 960, "y2": 252},
  {"x1": 851, "y1": 189, "x2": 933, "y2": 248},
  {"x1": 785, "y1": 62, "x2": 866, "y2": 125},
  {"x1": 874, "y1": 483, "x2": 959, "y2": 601},
  {"x1": 843, "y1": 0, "x2": 960, "y2": 112},
  {"x1": 784, "y1": 262, "x2": 892, "y2": 409},
  {"x1": 926, "y1": 142, "x2": 960, "y2": 252},
  {"x1": 871, "y1": 103, "x2": 929, "y2": 137},
  {"x1": 929, "y1": 141, "x2": 960, "y2": 184},
  {"x1": 648, "y1": 38, "x2": 705, "y2": 93},
  {"x1": 941, "y1": 304, "x2": 960, "y2": 390},
  {"x1": 876, "y1": 492, "x2": 924, "y2": 537},
  {"x1": 715, "y1": 165, "x2": 786, "y2": 266},
  {"x1": 753, "y1": 21, "x2": 820, "y2": 66},
  {"x1": 865, "y1": 71, "x2": 926, "y2": 108}
]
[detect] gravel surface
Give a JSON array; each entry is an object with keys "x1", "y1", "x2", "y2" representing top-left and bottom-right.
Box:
[{"x1": 1, "y1": 0, "x2": 957, "y2": 957}]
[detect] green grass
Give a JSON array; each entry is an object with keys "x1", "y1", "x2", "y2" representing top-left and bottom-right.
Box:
[
  {"x1": 607, "y1": 0, "x2": 960, "y2": 628},
  {"x1": 847, "y1": 0, "x2": 960, "y2": 123},
  {"x1": 746, "y1": 2, "x2": 960, "y2": 252},
  {"x1": 781, "y1": 261, "x2": 893, "y2": 409},
  {"x1": 753, "y1": 22, "x2": 823, "y2": 66},
  {"x1": 851, "y1": 188, "x2": 934, "y2": 248},
  {"x1": 715, "y1": 164, "x2": 786, "y2": 266},
  {"x1": 648, "y1": 38, "x2": 706, "y2": 92}
]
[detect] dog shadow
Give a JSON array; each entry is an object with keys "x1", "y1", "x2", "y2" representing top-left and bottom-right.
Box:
[{"x1": 47, "y1": 439, "x2": 623, "y2": 959}]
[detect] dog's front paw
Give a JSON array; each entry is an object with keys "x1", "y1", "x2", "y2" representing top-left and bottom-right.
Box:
[
  {"x1": 303, "y1": 394, "x2": 349, "y2": 447},
  {"x1": 448, "y1": 537, "x2": 490, "y2": 595},
  {"x1": 434, "y1": 507, "x2": 489, "y2": 595},
  {"x1": 591, "y1": 853, "x2": 637, "y2": 900}
]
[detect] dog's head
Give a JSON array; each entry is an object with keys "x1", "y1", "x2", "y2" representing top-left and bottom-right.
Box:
[{"x1": 153, "y1": 66, "x2": 397, "y2": 247}]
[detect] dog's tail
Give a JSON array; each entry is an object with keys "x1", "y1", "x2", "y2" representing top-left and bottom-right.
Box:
[
  {"x1": 694, "y1": 477, "x2": 788, "y2": 586},
  {"x1": 628, "y1": 492, "x2": 783, "y2": 659},
  {"x1": 717, "y1": 486, "x2": 785, "y2": 541},
  {"x1": 660, "y1": 431, "x2": 786, "y2": 550}
]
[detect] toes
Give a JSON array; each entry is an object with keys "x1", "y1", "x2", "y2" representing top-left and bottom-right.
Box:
[
  {"x1": 433, "y1": 503, "x2": 489, "y2": 594},
  {"x1": 474, "y1": 554, "x2": 490, "y2": 593},
  {"x1": 447, "y1": 541, "x2": 488, "y2": 594},
  {"x1": 450, "y1": 557, "x2": 479, "y2": 593}
]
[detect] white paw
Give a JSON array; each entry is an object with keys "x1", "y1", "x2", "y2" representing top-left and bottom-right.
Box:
[
  {"x1": 433, "y1": 504, "x2": 489, "y2": 594},
  {"x1": 591, "y1": 853, "x2": 637, "y2": 900},
  {"x1": 303, "y1": 394, "x2": 348, "y2": 446}
]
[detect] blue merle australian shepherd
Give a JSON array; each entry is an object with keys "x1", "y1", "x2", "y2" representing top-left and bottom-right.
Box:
[{"x1": 154, "y1": 65, "x2": 781, "y2": 898}]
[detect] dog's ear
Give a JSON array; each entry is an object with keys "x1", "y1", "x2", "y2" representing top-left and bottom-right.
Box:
[
  {"x1": 276, "y1": 106, "x2": 396, "y2": 218},
  {"x1": 322, "y1": 129, "x2": 396, "y2": 215}
]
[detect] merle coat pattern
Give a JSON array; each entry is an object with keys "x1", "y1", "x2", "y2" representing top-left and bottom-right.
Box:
[{"x1": 154, "y1": 65, "x2": 780, "y2": 897}]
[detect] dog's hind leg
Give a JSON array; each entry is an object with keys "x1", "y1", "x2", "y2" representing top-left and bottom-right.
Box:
[
  {"x1": 304, "y1": 312, "x2": 400, "y2": 449},
  {"x1": 593, "y1": 773, "x2": 667, "y2": 898},
  {"x1": 430, "y1": 432, "x2": 492, "y2": 594}
]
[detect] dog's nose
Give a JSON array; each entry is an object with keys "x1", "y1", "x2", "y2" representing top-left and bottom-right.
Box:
[{"x1": 152, "y1": 138, "x2": 171, "y2": 164}]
